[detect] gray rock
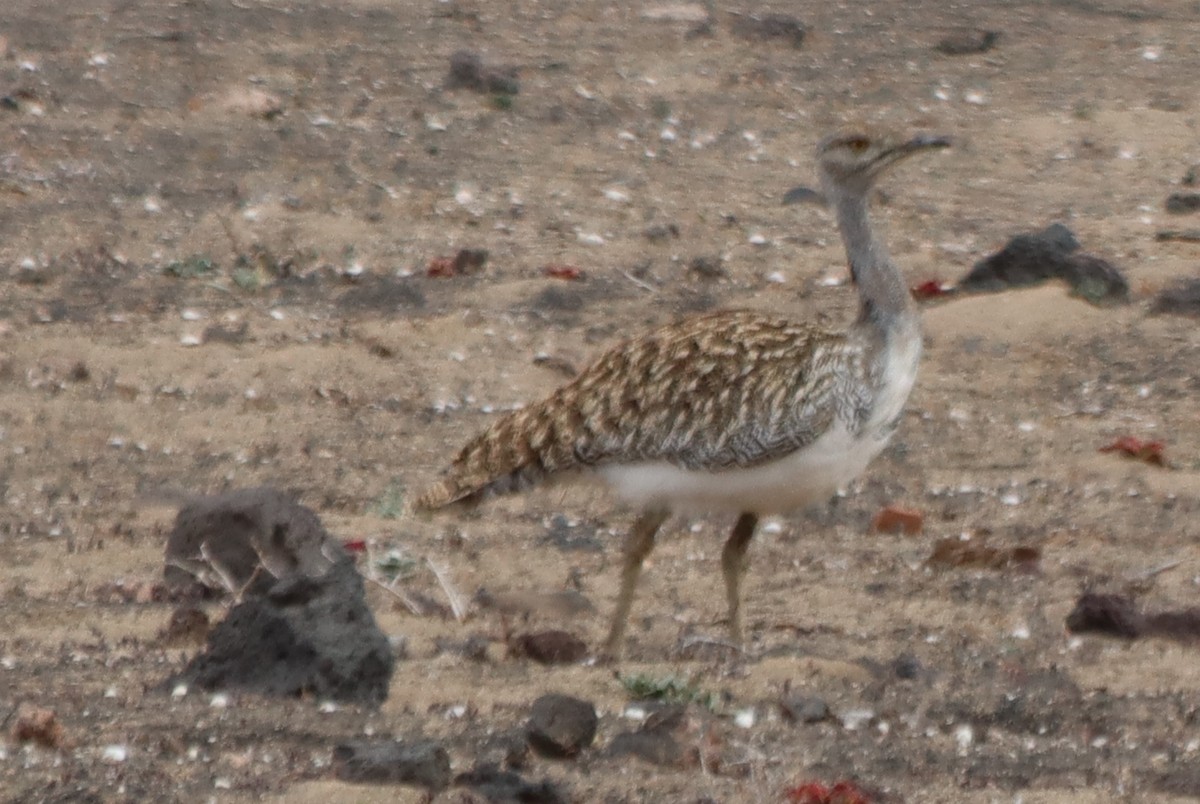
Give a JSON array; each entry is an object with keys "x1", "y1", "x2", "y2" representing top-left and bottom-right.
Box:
[
  {"x1": 451, "y1": 765, "x2": 568, "y2": 803},
  {"x1": 163, "y1": 486, "x2": 346, "y2": 597},
  {"x1": 526, "y1": 694, "x2": 597, "y2": 758},
  {"x1": 163, "y1": 557, "x2": 395, "y2": 706},
  {"x1": 780, "y1": 694, "x2": 830, "y2": 724},
  {"x1": 1151, "y1": 278, "x2": 1200, "y2": 318},
  {"x1": 333, "y1": 739, "x2": 451, "y2": 790}
]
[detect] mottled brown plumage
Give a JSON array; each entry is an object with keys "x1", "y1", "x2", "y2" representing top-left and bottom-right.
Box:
[
  {"x1": 416, "y1": 311, "x2": 871, "y2": 510},
  {"x1": 416, "y1": 129, "x2": 950, "y2": 658}
]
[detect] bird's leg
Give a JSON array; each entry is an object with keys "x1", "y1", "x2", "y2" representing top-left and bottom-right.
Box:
[
  {"x1": 721, "y1": 512, "x2": 759, "y2": 645},
  {"x1": 601, "y1": 507, "x2": 670, "y2": 659}
]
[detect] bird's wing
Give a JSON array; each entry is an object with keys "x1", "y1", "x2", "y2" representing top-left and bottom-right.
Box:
[
  {"x1": 415, "y1": 311, "x2": 869, "y2": 509},
  {"x1": 566, "y1": 310, "x2": 869, "y2": 470}
]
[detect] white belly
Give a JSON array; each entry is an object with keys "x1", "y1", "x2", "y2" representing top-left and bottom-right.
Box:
[
  {"x1": 598, "y1": 327, "x2": 921, "y2": 515},
  {"x1": 598, "y1": 423, "x2": 890, "y2": 515}
]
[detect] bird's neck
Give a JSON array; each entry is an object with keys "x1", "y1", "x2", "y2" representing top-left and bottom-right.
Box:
[{"x1": 833, "y1": 192, "x2": 917, "y2": 330}]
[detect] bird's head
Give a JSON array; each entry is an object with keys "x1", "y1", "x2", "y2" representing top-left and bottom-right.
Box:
[{"x1": 816, "y1": 130, "x2": 951, "y2": 199}]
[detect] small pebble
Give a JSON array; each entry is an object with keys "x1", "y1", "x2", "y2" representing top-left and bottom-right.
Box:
[
  {"x1": 102, "y1": 745, "x2": 128, "y2": 763},
  {"x1": 734, "y1": 708, "x2": 756, "y2": 729},
  {"x1": 840, "y1": 709, "x2": 874, "y2": 730}
]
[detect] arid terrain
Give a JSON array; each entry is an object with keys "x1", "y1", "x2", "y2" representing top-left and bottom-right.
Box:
[{"x1": 1, "y1": 0, "x2": 1199, "y2": 801}]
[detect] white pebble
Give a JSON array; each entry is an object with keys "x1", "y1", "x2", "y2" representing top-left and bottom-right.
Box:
[
  {"x1": 623, "y1": 705, "x2": 648, "y2": 721},
  {"x1": 20, "y1": 256, "x2": 37, "y2": 270},
  {"x1": 318, "y1": 701, "x2": 339, "y2": 713},
  {"x1": 210, "y1": 693, "x2": 229, "y2": 709},
  {"x1": 748, "y1": 233, "x2": 768, "y2": 246},
  {"x1": 214, "y1": 777, "x2": 232, "y2": 790},
  {"x1": 617, "y1": 130, "x2": 637, "y2": 142},
  {"x1": 104, "y1": 687, "x2": 118, "y2": 699},
  {"x1": 171, "y1": 684, "x2": 188, "y2": 699},
  {"x1": 603, "y1": 187, "x2": 630, "y2": 202},
  {"x1": 445, "y1": 704, "x2": 467, "y2": 719},
  {"x1": 734, "y1": 708, "x2": 756, "y2": 729},
  {"x1": 839, "y1": 709, "x2": 874, "y2": 730},
  {"x1": 180, "y1": 308, "x2": 203, "y2": 321},
  {"x1": 1142, "y1": 46, "x2": 1162, "y2": 61},
  {"x1": 766, "y1": 271, "x2": 786, "y2": 284},
  {"x1": 143, "y1": 197, "x2": 162, "y2": 213},
  {"x1": 660, "y1": 127, "x2": 677, "y2": 142},
  {"x1": 760, "y1": 520, "x2": 784, "y2": 535},
  {"x1": 1001, "y1": 492, "x2": 1022, "y2": 506},
  {"x1": 954, "y1": 724, "x2": 974, "y2": 749},
  {"x1": 269, "y1": 309, "x2": 285, "y2": 320},
  {"x1": 578, "y1": 232, "x2": 606, "y2": 246},
  {"x1": 817, "y1": 274, "x2": 844, "y2": 287},
  {"x1": 102, "y1": 745, "x2": 128, "y2": 763},
  {"x1": 88, "y1": 52, "x2": 110, "y2": 67},
  {"x1": 963, "y1": 90, "x2": 987, "y2": 105},
  {"x1": 180, "y1": 333, "x2": 203, "y2": 347},
  {"x1": 19, "y1": 60, "x2": 38, "y2": 72},
  {"x1": 1011, "y1": 624, "x2": 1031, "y2": 640},
  {"x1": 1017, "y1": 421, "x2": 1036, "y2": 432},
  {"x1": 344, "y1": 261, "x2": 365, "y2": 277},
  {"x1": 933, "y1": 87, "x2": 951, "y2": 101}
]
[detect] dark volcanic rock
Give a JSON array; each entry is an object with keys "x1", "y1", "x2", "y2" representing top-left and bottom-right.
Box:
[
  {"x1": 958, "y1": 222, "x2": 1129, "y2": 305},
  {"x1": 452, "y1": 765, "x2": 569, "y2": 804},
  {"x1": 1165, "y1": 193, "x2": 1200, "y2": 214},
  {"x1": 731, "y1": 13, "x2": 806, "y2": 47},
  {"x1": 606, "y1": 705, "x2": 718, "y2": 769},
  {"x1": 526, "y1": 694, "x2": 598, "y2": 758},
  {"x1": 936, "y1": 28, "x2": 1000, "y2": 55},
  {"x1": 163, "y1": 486, "x2": 346, "y2": 596},
  {"x1": 447, "y1": 49, "x2": 520, "y2": 95},
  {"x1": 164, "y1": 558, "x2": 395, "y2": 705},
  {"x1": 779, "y1": 694, "x2": 830, "y2": 724},
  {"x1": 509, "y1": 630, "x2": 588, "y2": 665},
  {"x1": 1151, "y1": 278, "x2": 1200, "y2": 317},
  {"x1": 333, "y1": 739, "x2": 451, "y2": 790}
]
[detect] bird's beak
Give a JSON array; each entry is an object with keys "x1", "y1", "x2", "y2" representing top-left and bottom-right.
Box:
[{"x1": 901, "y1": 133, "x2": 952, "y2": 153}]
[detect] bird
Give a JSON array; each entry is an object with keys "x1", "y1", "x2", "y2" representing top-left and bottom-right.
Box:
[{"x1": 415, "y1": 129, "x2": 951, "y2": 658}]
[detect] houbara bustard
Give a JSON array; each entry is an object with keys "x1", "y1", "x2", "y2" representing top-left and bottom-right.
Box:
[{"x1": 416, "y1": 130, "x2": 951, "y2": 658}]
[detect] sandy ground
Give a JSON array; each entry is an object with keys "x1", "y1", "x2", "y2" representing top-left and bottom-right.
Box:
[{"x1": 1, "y1": 0, "x2": 1199, "y2": 801}]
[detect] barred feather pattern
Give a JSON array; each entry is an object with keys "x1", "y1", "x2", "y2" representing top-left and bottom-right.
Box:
[{"x1": 415, "y1": 310, "x2": 877, "y2": 510}]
